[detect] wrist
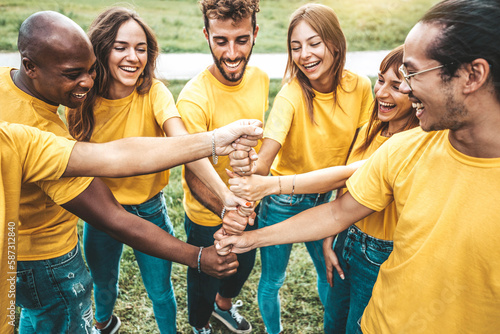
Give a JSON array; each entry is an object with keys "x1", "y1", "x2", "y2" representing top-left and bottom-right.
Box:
[
  {"x1": 197, "y1": 246, "x2": 204, "y2": 273},
  {"x1": 273, "y1": 176, "x2": 282, "y2": 195},
  {"x1": 211, "y1": 129, "x2": 218, "y2": 164}
]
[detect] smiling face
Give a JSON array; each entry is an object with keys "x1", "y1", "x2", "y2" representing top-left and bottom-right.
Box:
[
  {"x1": 401, "y1": 23, "x2": 467, "y2": 132},
  {"x1": 31, "y1": 35, "x2": 96, "y2": 109},
  {"x1": 290, "y1": 20, "x2": 335, "y2": 93},
  {"x1": 205, "y1": 16, "x2": 258, "y2": 86},
  {"x1": 107, "y1": 19, "x2": 148, "y2": 99},
  {"x1": 375, "y1": 67, "x2": 414, "y2": 132}
]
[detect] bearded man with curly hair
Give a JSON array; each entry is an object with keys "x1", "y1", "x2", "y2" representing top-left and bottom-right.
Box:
[{"x1": 176, "y1": 0, "x2": 268, "y2": 333}]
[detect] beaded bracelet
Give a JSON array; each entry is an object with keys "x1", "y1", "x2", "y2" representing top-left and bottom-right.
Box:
[
  {"x1": 212, "y1": 129, "x2": 218, "y2": 165},
  {"x1": 197, "y1": 246, "x2": 204, "y2": 273},
  {"x1": 221, "y1": 206, "x2": 227, "y2": 220}
]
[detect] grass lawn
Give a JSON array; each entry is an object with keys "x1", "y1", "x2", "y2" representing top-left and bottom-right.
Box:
[{"x1": 1, "y1": 0, "x2": 439, "y2": 53}]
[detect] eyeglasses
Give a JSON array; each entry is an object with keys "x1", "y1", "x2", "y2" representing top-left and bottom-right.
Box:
[{"x1": 398, "y1": 63, "x2": 451, "y2": 91}]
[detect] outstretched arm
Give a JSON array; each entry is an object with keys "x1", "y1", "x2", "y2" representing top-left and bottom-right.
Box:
[
  {"x1": 62, "y1": 119, "x2": 263, "y2": 178},
  {"x1": 215, "y1": 191, "x2": 374, "y2": 254},
  {"x1": 164, "y1": 117, "x2": 251, "y2": 211},
  {"x1": 227, "y1": 160, "x2": 364, "y2": 202},
  {"x1": 61, "y1": 178, "x2": 238, "y2": 278}
]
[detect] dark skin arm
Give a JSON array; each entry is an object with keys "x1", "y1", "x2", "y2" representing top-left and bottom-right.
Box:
[
  {"x1": 61, "y1": 178, "x2": 238, "y2": 278},
  {"x1": 185, "y1": 167, "x2": 254, "y2": 234}
]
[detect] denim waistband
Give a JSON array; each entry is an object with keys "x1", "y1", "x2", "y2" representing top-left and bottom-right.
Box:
[
  {"x1": 122, "y1": 191, "x2": 163, "y2": 210},
  {"x1": 346, "y1": 225, "x2": 393, "y2": 251},
  {"x1": 287, "y1": 191, "x2": 331, "y2": 201}
]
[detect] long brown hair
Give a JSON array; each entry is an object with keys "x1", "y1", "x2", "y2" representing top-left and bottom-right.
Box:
[
  {"x1": 67, "y1": 6, "x2": 159, "y2": 141},
  {"x1": 355, "y1": 45, "x2": 419, "y2": 155},
  {"x1": 284, "y1": 4, "x2": 347, "y2": 124}
]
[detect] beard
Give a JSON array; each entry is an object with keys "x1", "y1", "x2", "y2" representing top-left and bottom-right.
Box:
[
  {"x1": 426, "y1": 85, "x2": 468, "y2": 132},
  {"x1": 208, "y1": 42, "x2": 254, "y2": 83}
]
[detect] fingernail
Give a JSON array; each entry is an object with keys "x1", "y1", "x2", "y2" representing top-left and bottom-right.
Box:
[
  {"x1": 245, "y1": 202, "x2": 251, "y2": 207},
  {"x1": 254, "y1": 128, "x2": 263, "y2": 134},
  {"x1": 232, "y1": 143, "x2": 236, "y2": 148},
  {"x1": 340, "y1": 274, "x2": 345, "y2": 280},
  {"x1": 215, "y1": 243, "x2": 221, "y2": 249},
  {"x1": 251, "y1": 154, "x2": 258, "y2": 159}
]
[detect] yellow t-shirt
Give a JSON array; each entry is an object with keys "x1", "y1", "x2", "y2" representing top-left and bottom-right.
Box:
[
  {"x1": 346, "y1": 124, "x2": 395, "y2": 240},
  {"x1": 346, "y1": 127, "x2": 500, "y2": 333},
  {"x1": 0, "y1": 67, "x2": 93, "y2": 261},
  {"x1": 0, "y1": 122, "x2": 75, "y2": 334},
  {"x1": 177, "y1": 67, "x2": 269, "y2": 226},
  {"x1": 86, "y1": 79, "x2": 179, "y2": 204},
  {"x1": 264, "y1": 71, "x2": 373, "y2": 176}
]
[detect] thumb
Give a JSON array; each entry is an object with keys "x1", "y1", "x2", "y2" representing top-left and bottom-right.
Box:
[
  {"x1": 233, "y1": 195, "x2": 251, "y2": 209},
  {"x1": 240, "y1": 122, "x2": 263, "y2": 137},
  {"x1": 215, "y1": 236, "x2": 234, "y2": 250},
  {"x1": 225, "y1": 168, "x2": 237, "y2": 178}
]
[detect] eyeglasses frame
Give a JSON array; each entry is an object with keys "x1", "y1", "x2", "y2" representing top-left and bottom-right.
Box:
[{"x1": 398, "y1": 63, "x2": 452, "y2": 91}]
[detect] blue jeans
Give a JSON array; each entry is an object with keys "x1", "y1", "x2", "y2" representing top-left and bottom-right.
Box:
[
  {"x1": 324, "y1": 225, "x2": 393, "y2": 334},
  {"x1": 84, "y1": 192, "x2": 177, "y2": 334},
  {"x1": 184, "y1": 213, "x2": 257, "y2": 328},
  {"x1": 16, "y1": 243, "x2": 93, "y2": 333},
  {"x1": 257, "y1": 192, "x2": 332, "y2": 334}
]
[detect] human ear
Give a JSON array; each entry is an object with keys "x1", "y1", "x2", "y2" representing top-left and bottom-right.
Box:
[
  {"x1": 463, "y1": 58, "x2": 490, "y2": 95},
  {"x1": 253, "y1": 24, "x2": 259, "y2": 41},
  {"x1": 203, "y1": 27, "x2": 209, "y2": 42},
  {"x1": 22, "y1": 57, "x2": 37, "y2": 78}
]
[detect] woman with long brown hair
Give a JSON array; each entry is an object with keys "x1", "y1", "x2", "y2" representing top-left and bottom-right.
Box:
[{"x1": 229, "y1": 4, "x2": 373, "y2": 333}]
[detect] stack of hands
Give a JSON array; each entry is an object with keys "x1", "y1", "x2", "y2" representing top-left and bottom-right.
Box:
[
  {"x1": 201, "y1": 119, "x2": 262, "y2": 278},
  {"x1": 214, "y1": 143, "x2": 262, "y2": 257}
]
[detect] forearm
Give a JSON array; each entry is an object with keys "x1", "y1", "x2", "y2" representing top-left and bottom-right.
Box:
[
  {"x1": 62, "y1": 179, "x2": 199, "y2": 269},
  {"x1": 185, "y1": 167, "x2": 224, "y2": 217},
  {"x1": 254, "y1": 138, "x2": 281, "y2": 176},
  {"x1": 65, "y1": 133, "x2": 213, "y2": 177},
  {"x1": 278, "y1": 164, "x2": 357, "y2": 195},
  {"x1": 100, "y1": 210, "x2": 199, "y2": 268},
  {"x1": 186, "y1": 158, "x2": 231, "y2": 205},
  {"x1": 249, "y1": 192, "x2": 372, "y2": 248}
]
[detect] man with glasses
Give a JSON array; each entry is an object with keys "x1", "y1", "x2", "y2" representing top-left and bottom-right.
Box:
[{"x1": 215, "y1": 0, "x2": 500, "y2": 332}]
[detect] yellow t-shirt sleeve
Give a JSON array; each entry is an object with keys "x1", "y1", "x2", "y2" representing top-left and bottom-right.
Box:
[
  {"x1": 177, "y1": 99, "x2": 210, "y2": 133},
  {"x1": 151, "y1": 80, "x2": 181, "y2": 128},
  {"x1": 357, "y1": 75, "x2": 374, "y2": 128},
  {"x1": 263, "y1": 93, "x2": 294, "y2": 146},
  {"x1": 346, "y1": 140, "x2": 393, "y2": 212},
  {"x1": 11, "y1": 124, "x2": 75, "y2": 183}
]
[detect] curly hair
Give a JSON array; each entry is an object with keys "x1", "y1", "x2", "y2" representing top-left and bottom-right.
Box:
[{"x1": 199, "y1": 0, "x2": 260, "y2": 32}]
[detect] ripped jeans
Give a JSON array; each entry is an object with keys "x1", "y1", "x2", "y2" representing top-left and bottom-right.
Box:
[{"x1": 16, "y1": 243, "x2": 93, "y2": 333}]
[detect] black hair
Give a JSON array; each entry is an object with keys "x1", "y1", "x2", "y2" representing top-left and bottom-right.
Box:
[{"x1": 421, "y1": 0, "x2": 500, "y2": 101}]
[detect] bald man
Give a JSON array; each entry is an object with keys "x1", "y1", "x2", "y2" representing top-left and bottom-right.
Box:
[{"x1": 0, "y1": 11, "x2": 261, "y2": 334}]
